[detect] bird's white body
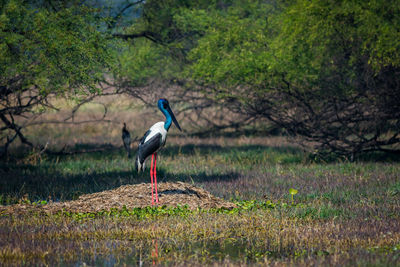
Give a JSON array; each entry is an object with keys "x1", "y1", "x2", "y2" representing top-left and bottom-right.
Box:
[{"x1": 144, "y1": 122, "x2": 167, "y2": 145}]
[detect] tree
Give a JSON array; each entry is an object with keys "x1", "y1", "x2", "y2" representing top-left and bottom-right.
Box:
[
  {"x1": 0, "y1": 0, "x2": 114, "y2": 155},
  {"x1": 112, "y1": 0, "x2": 257, "y2": 134},
  {"x1": 186, "y1": 0, "x2": 400, "y2": 157}
]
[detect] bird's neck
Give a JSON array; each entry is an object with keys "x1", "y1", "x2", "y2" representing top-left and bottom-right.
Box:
[{"x1": 164, "y1": 114, "x2": 172, "y2": 131}]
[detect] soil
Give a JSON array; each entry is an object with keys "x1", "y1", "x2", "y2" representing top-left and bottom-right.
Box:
[{"x1": 0, "y1": 182, "x2": 236, "y2": 214}]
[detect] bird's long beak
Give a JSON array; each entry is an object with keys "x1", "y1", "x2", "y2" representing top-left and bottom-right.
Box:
[{"x1": 167, "y1": 106, "x2": 182, "y2": 131}]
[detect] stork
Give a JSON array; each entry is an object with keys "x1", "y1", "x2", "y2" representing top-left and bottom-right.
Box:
[
  {"x1": 122, "y1": 122, "x2": 131, "y2": 158},
  {"x1": 135, "y1": 98, "x2": 182, "y2": 205}
]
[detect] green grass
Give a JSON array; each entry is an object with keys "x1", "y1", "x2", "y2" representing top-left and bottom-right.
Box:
[{"x1": 1, "y1": 137, "x2": 400, "y2": 266}]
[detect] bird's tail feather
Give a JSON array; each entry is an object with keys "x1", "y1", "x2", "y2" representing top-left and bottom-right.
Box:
[{"x1": 135, "y1": 153, "x2": 145, "y2": 172}]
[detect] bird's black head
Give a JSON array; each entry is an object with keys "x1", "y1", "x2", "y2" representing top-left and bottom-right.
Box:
[
  {"x1": 158, "y1": 98, "x2": 169, "y2": 110},
  {"x1": 157, "y1": 98, "x2": 181, "y2": 131}
]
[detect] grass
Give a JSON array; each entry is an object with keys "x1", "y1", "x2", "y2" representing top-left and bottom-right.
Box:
[{"x1": 1, "y1": 135, "x2": 400, "y2": 266}]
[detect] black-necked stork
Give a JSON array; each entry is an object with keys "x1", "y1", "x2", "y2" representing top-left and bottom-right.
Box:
[
  {"x1": 122, "y1": 122, "x2": 131, "y2": 158},
  {"x1": 135, "y1": 98, "x2": 182, "y2": 204}
]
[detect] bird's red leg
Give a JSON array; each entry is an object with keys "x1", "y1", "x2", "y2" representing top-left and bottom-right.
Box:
[
  {"x1": 150, "y1": 154, "x2": 155, "y2": 205},
  {"x1": 154, "y1": 152, "x2": 159, "y2": 203}
]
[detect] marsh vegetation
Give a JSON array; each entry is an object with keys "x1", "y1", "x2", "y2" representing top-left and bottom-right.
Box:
[{"x1": 1, "y1": 133, "x2": 399, "y2": 266}]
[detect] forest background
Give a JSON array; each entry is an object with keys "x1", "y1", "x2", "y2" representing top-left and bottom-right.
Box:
[{"x1": 1, "y1": 0, "x2": 399, "y2": 158}]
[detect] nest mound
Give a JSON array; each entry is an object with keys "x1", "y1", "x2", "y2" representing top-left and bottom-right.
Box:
[{"x1": 1, "y1": 182, "x2": 236, "y2": 214}]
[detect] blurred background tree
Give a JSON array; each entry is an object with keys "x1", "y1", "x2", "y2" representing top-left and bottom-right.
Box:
[
  {"x1": 184, "y1": 0, "x2": 400, "y2": 157},
  {"x1": 0, "y1": 0, "x2": 114, "y2": 153},
  {"x1": 1, "y1": 0, "x2": 399, "y2": 158}
]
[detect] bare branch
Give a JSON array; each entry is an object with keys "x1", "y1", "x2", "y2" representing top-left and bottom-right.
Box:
[
  {"x1": 107, "y1": 0, "x2": 145, "y2": 29},
  {"x1": 112, "y1": 31, "x2": 163, "y2": 44}
]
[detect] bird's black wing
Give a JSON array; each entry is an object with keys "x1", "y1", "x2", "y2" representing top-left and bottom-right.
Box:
[
  {"x1": 136, "y1": 132, "x2": 162, "y2": 165},
  {"x1": 139, "y1": 130, "x2": 151, "y2": 145}
]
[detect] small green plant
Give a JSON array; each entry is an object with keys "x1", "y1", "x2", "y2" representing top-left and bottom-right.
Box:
[
  {"x1": 289, "y1": 188, "x2": 298, "y2": 205},
  {"x1": 32, "y1": 200, "x2": 48, "y2": 206}
]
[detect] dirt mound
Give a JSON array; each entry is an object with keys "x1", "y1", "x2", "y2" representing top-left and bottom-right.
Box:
[{"x1": 0, "y1": 182, "x2": 236, "y2": 214}]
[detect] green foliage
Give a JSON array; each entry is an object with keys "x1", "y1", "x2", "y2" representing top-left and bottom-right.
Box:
[
  {"x1": 115, "y1": 0, "x2": 235, "y2": 86},
  {"x1": 289, "y1": 188, "x2": 298, "y2": 196},
  {"x1": 0, "y1": 0, "x2": 114, "y2": 96},
  {"x1": 184, "y1": 0, "x2": 400, "y2": 91},
  {"x1": 116, "y1": 39, "x2": 181, "y2": 86},
  {"x1": 289, "y1": 188, "x2": 298, "y2": 204},
  {"x1": 179, "y1": 0, "x2": 400, "y2": 155},
  {"x1": 185, "y1": 0, "x2": 275, "y2": 90},
  {"x1": 61, "y1": 204, "x2": 193, "y2": 221},
  {"x1": 58, "y1": 200, "x2": 278, "y2": 221},
  {"x1": 271, "y1": 0, "x2": 400, "y2": 84}
]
